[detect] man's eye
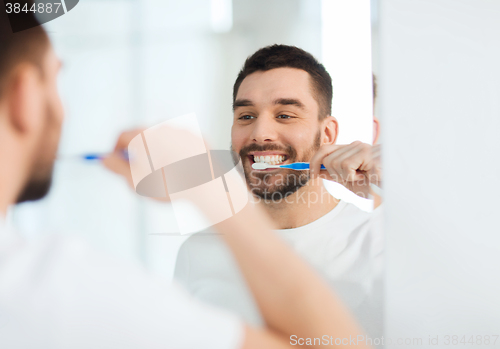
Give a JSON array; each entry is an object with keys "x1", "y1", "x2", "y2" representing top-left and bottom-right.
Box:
[
  {"x1": 239, "y1": 115, "x2": 255, "y2": 120},
  {"x1": 277, "y1": 114, "x2": 293, "y2": 119}
]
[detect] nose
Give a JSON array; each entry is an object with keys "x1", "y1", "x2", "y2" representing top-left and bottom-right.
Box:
[{"x1": 250, "y1": 115, "x2": 278, "y2": 143}]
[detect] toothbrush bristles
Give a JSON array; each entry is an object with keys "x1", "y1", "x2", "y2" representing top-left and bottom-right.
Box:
[
  {"x1": 252, "y1": 163, "x2": 283, "y2": 170},
  {"x1": 252, "y1": 163, "x2": 270, "y2": 170}
]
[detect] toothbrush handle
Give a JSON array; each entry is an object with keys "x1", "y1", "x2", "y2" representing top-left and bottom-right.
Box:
[
  {"x1": 284, "y1": 163, "x2": 326, "y2": 170},
  {"x1": 82, "y1": 154, "x2": 105, "y2": 160},
  {"x1": 82, "y1": 150, "x2": 129, "y2": 161}
]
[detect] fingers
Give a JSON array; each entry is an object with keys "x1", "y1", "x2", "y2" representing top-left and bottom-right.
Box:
[
  {"x1": 309, "y1": 144, "x2": 343, "y2": 178},
  {"x1": 113, "y1": 128, "x2": 144, "y2": 153},
  {"x1": 310, "y1": 140, "x2": 381, "y2": 199},
  {"x1": 102, "y1": 128, "x2": 145, "y2": 187},
  {"x1": 102, "y1": 152, "x2": 129, "y2": 176},
  {"x1": 325, "y1": 142, "x2": 369, "y2": 182},
  {"x1": 311, "y1": 141, "x2": 372, "y2": 183}
]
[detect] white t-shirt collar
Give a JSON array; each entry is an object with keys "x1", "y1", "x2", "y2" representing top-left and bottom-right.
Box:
[{"x1": 274, "y1": 200, "x2": 348, "y2": 233}]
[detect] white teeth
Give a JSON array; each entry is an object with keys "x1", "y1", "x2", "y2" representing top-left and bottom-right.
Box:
[{"x1": 253, "y1": 155, "x2": 286, "y2": 165}]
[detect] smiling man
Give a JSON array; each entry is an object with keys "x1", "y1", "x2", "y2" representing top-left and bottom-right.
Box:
[
  {"x1": 173, "y1": 45, "x2": 384, "y2": 338},
  {"x1": 231, "y1": 49, "x2": 339, "y2": 229}
]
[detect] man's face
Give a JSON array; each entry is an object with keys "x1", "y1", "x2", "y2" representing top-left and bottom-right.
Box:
[
  {"x1": 17, "y1": 46, "x2": 64, "y2": 203},
  {"x1": 231, "y1": 67, "x2": 323, "y2": 200}
]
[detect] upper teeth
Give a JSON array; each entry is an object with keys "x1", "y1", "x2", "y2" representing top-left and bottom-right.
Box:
[{"x1": 253, "y1": 155, "x2": 285, "y2": 165}]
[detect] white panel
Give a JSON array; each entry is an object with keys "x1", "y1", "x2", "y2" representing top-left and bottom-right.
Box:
[{"x1": 380, "y1": 0, "x2": 500, "y2": 346}]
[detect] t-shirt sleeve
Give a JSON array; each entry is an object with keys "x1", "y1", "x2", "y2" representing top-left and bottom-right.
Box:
[{"x1": 0, "y1": 235, "x2": 244, "y2": 349}]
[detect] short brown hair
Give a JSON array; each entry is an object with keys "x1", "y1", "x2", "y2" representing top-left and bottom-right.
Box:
[
  {"x1": 0, "y1": 11, "x2": 49, "y2": 100},
  {"x1": 233, "y1": 45, "x2": 333, "y2": 120}
]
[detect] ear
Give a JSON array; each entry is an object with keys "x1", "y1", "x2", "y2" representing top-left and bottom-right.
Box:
[
  {"x1": 7, "y1": 64, "x2": 45, "y2": 136},
  {"x1": 321, "y1": 116, "x2": 338, "y2": 145},
  {"x1": 373, "y1": 116, "x2": 380, "y2": 144}
]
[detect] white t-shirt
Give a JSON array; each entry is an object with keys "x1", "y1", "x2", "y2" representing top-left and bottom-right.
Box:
[
  {"x1": 174, "y1": 200, "x2": 384, "y2": 338},
  {"x1": 0, "y1": 218, "x2": 243, "y2": 349}
]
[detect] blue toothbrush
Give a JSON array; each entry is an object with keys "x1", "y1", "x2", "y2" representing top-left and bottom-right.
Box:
[
  {"x1": 252, "y1": 162, "x2": 326, "y2": 170},
  {"x1": 58, "y1": 150, "x2": 129, "y2": 161}
]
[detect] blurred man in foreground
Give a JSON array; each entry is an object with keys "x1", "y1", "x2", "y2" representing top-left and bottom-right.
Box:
[{"x1": 0, "y1": 15, "x2": 370, "y2": 349}]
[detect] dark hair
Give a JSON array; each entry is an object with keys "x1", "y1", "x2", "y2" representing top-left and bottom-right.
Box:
[
  {"x1": 233, "y1": 45, "x2": 333, "y2": 120},
  {"x1": 0, "y1": 10, "x2": 49, "y2": 100}
]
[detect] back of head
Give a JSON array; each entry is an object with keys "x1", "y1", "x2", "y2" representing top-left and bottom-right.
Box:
[
  {"x1": 233, "y1": 45, "x2": 333, "y2": 120},
  {"x1": 0, "y1": 4, "x2": 49, "y2": 101}
]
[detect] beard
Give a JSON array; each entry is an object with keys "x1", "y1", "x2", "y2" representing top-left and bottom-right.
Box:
[
  {"x1": 16, "y1": 103, "x2": 59, "y2": 204},
  {"x1": 232, "y1": 131, "x2": 321, "y2": 201},
  {"x1": 16, "y1": 173, "x2": 53, "y2": 203}
]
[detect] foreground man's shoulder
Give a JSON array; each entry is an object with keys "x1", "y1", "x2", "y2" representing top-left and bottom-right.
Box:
[
  {"x1": 175, "y1": 228, "x2": 234, "y2": 279},
  {"x1": 178, "y1": 228, "x2": 227, "y2": 253}
]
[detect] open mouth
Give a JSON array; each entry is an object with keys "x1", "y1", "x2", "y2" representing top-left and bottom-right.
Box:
[{"x1": 248, "y1": 153, "x2": 288, "y2": 169}]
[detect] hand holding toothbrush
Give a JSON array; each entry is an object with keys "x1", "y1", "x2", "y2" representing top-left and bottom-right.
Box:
[
  {"x1": 100, "y1": 128, "x2": 172, "y2": 200},
  {"x1": 309, "y1": 141, "x2": 382, "y2": 199}
]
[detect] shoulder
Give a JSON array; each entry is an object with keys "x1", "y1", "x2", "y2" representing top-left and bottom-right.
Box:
[
  {"x1": 334, "y1": 201, "x2": 383, "y2": 229},
  {"x1": 339, "y1": 201, "x2": 372, "y2": 219},
  {"x1": 315, "y1": 201, "x2": 373, "y2": 234},
  {"x1": 175, "y1": 229, "x2": 236, "y2": 281},
  {"x1": 341, "y1": 202, "x2": 384, "y2": 246},
  {"x1": 177, "y1": 229, "x2": 229, "y2": 263},
  {"x1": 312, "y1": 202, "x2": 384, "y2": 258}
]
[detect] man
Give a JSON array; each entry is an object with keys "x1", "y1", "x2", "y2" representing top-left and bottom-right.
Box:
[
  {"x1": 0, "y1": 14, "x2": 370, "y2": 348},
  {"x1": 171, "y1": 45, "x2": 384, "y2": 336}
]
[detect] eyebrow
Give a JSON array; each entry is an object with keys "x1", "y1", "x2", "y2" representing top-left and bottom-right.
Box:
[
  {"x1": 273, "y1": 98, "x2": 305, "y2": 110},
  {"x1": 233, "y1": 99, "x2": 254, "y2": 111},
  {"x1": 233, "y1": 98, "x2": 306, "y2": 111}
]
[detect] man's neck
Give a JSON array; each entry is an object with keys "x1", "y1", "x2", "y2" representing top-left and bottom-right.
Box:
[{"x1": 259, "y1": 179, "x2": 339, "y2": 230}]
